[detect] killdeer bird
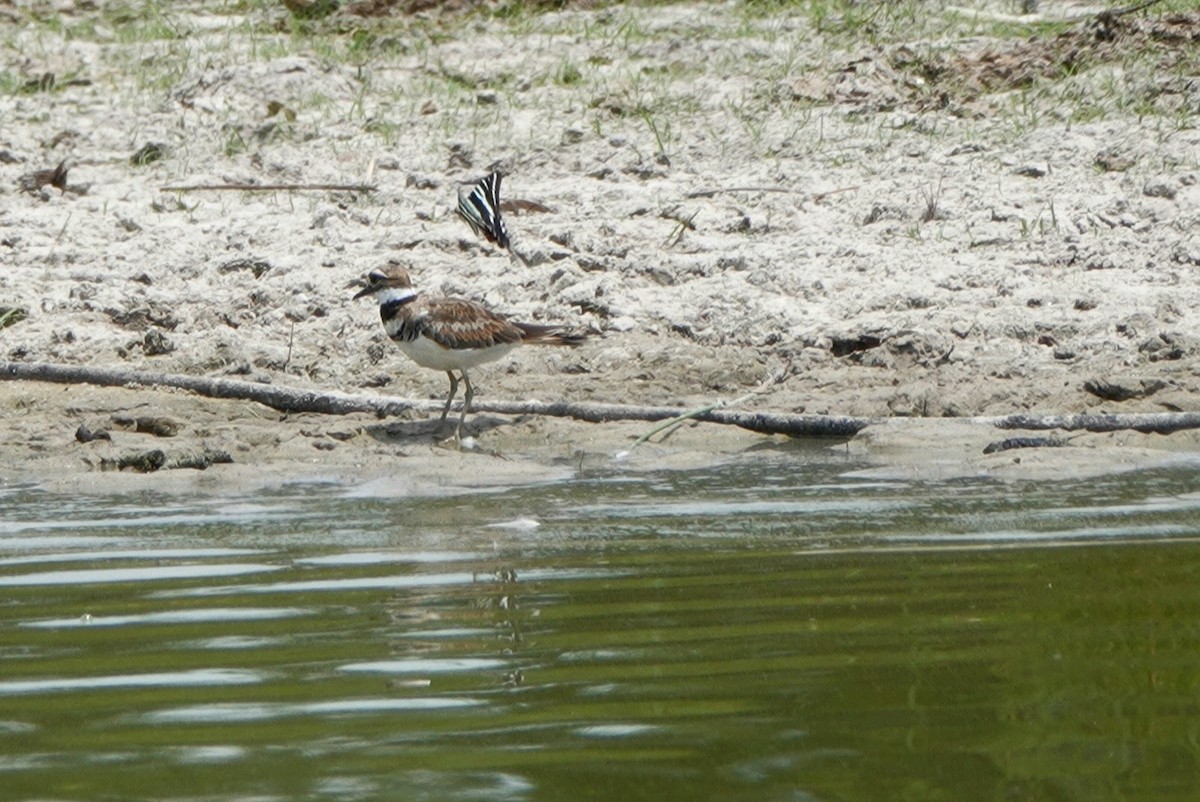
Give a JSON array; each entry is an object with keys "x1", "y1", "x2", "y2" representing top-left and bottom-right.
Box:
[{"x1": 353, "y1": 262, "x2": 588, "y2": 442}]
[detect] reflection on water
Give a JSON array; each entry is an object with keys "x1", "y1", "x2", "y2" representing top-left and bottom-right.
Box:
[
  {"x1": 2, "y1": 452, "x2": 1200, "y2": 801},
  {"x1": 23, "y1": 607, "x2": 311, "y2": 629},
  {"x1": 0, "y1": 562, "x2": 282, "y2": 587},
  {"x1": 143, "y1": 696, "x2": 485, "y2": 724}
]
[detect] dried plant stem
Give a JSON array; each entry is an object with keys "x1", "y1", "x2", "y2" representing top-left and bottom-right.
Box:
[
  {"x1": 160, "y1": 182, "x2": 377, "y2": 193},
  {"x1": 685, "y1": 185, "x2": 858, "y2": 201},
  {"x1": 628, "y1": 363, "x2": 792, "y2": 450}
]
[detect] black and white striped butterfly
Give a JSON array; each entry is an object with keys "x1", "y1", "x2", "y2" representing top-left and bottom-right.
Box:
[{"x1": 456, "y1": 171, "x2": 510, "y2": 250}]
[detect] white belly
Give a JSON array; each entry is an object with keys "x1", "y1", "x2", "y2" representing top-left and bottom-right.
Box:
[{"x1": 395, "y1": 335, "x2": 516, "y2": 372}]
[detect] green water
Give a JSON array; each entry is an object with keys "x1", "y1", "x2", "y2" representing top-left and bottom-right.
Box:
[{"x1": 3, "y1": 448, "x2": 1200, "y2": 801}]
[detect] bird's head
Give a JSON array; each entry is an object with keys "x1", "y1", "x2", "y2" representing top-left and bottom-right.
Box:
[{"x1": 352, "y1": 261, "x2": 415, "y2": 301}]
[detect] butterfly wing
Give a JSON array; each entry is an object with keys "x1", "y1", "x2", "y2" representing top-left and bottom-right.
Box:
[{"x1": 456, "y1": 171, "x2": 510, "y2": 249}]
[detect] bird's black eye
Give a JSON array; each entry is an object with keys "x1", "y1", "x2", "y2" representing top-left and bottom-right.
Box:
[{"x1": 367, "y1": 270, "x2": 385, "y2": 284}]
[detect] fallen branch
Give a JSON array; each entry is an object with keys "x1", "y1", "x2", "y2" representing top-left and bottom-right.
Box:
[
  {"x1": 4, "y1": 361, "x2": 1200, "y2": 438},
  {"x1": 986, "y1": 411, "x2": 1200, "y2": 434},
  {"x1": 159, "y1": 182, "x2": 377, "y2": 193},
  {"x1": 0, "y1": 361, "x2": 865, "y2": 437},
  {"x1": 982, "y1": 436, "x2": 1067, "y2": 455}
]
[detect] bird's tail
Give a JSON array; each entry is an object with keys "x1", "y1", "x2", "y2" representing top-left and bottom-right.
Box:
[{"x1": 516, "y1": 322, "x2": 592, "y2": 347}]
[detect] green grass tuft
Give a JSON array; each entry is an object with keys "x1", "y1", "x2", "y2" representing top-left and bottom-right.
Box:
[{"x1": 0, "y1": 307, "x2": 28, "y2": 330}]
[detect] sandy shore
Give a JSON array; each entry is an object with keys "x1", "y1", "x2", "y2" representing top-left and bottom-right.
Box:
[{"x1": 2, "y1": 2, "x2": 1199, "y2": 492}]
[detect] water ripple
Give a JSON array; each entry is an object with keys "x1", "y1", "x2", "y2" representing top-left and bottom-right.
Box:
[
  {"x1": 339, "y1": 658, "x2": 510, "y2": 675},
  {"x1": 0, "y1": 548, "x2": 267, "y2": 568},
  {"x1": 295, "y1": 551, "x2": 485, "y2": 566},
  {"x1": 570, "y1": 498, "x2": 912, "y2": 518},
  {"x1": 0, "y1": 563, "x2": 283, "y2": 587},
  {"x1": 143, "y1": 697, "x2": 483, "y2": 724},
  {"x1": 0, "y1": 669, "x2": 263, "y2": 696},
  {"x1": 23, "y1": 606, "x2": 311, "y2": 629}
]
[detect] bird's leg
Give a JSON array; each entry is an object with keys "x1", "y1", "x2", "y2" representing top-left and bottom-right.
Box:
[
  {"x1": 455, "y1": 369, "x2": 474, "y2": 443},
  {"x1": 438, "y1": 370, "x2": 459, "y2": 426}
]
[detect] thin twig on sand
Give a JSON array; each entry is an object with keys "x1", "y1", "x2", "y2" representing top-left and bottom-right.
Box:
[
  {"x1": 948, "y1": 0, "x2": 1164, "y2": 24},
  {"x1": 160, "y1": 182, "x2": 377, "y2": 193},
  {"x1": 1100, "y1": 0, "x2": 1166, "y2": 22},
  {"x1": 685, "y1": 185, "x2": 858, "y2": 202},
  {"x1": 628, "y1": 362, "x2": 793, "y2": 450}
]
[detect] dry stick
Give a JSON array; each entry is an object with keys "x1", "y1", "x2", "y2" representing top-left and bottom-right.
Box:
[
  {"x1": 6, "y1": 361, "x2": 1200, "y2": 438},
  {"x1": 686, "y1": 186, "x2": 799, "y2": 198},
  {"x1": 663, "y1": 209, "x2": 699, "y2": 248},
  {"x1": 950, "y1": 0, "x2": 1164, "y2": 23},
  {"x1": 283, "y1": 320, "x2": 295, "y2": 372},
  {"x1": 1101, "y1": 0, "x2": 1166, "y2": 21},
  {"x1": 685, "y1": 185, "x2": 858, "y2": 201},
  {"x1": 49, "y1": 211, "x2": 72, "y2": 261},
  {"x1": 628, "y1": 364, "x2": 792, "y2": 450},
  {"x1": 159, "y1": 183, "x2": 377, "y2": 193}
]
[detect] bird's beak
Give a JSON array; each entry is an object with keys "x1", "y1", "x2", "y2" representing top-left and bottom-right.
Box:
[{"x1": 350, "y1": 278, "x2": 373, "y2": 300}]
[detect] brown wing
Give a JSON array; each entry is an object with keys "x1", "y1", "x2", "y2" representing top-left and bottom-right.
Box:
[{"x1": 415, "y1": 297, "x2": 526, "y2": 350}]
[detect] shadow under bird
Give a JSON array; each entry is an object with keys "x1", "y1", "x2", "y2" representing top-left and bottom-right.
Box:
[{"x1": 353, "y1": 262, "x2": 589, "y2": 443}]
